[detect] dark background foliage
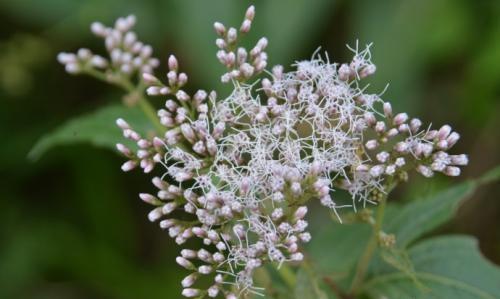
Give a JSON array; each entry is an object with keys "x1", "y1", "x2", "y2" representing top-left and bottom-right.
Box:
[{"x1": 0, "y1": 0, "x2": 499, "y2": 298}]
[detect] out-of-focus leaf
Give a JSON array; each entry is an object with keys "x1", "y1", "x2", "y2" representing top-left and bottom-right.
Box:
[
  {"x1": 71, "y1": 150, "x2": 136, "y2": 252},
  {"x1": 28, "y1": 104, "x2": 153, "y2": 160},
  {"x1": 383, "y1": 180, "x2": 477, "y2": 248},
  {"x1": 307, "y1": 222, "x2": 371, "y2": 288},
  {"x1": 362, "y1": 236, "x2": 500, "y2": 299},
  {"x1": 294, "y1": 268, "x2": 329, "y2": 299},
  {"x1": 477, "y1": 165, "x2": 500, "y2": 185},
  {"x1": 379, "y1": 247, "x2": 423, "y2": 289}
]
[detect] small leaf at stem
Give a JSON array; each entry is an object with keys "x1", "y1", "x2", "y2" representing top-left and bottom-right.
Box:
[{"x1": 29, "y1": 104, "x2": 153, "y2": 160}]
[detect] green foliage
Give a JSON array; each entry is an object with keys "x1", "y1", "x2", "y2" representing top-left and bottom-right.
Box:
[
  {"x1": 303, "y1": 174, "x2": 500, "y2": 298},
  {"x1": 383, "y1": 181, "x2": 477, "y2": 248},
  {"x1": 378, "y1": 247, "x2": 422, "y2": 289},
  {"x1": 2, "y1": 0, "x2": 500, "y2": 298},
  {"x1": 0, "y1": 221, "x2": 179, "y2": 299},
  {"x1": 478, "y1": 164, "x2": 500, "y2": 185},
  {"x1": 362, "y1": 236, "x2": 500, "y2": 299},
  {"x1": 307, "y1": 222, "x2": 371, "y2": 283},
  {"x1": 294, "y1": 268, "x2": 330, "y2": 299},
  {"x1": 28, "y1": 104, "x2": 153, "y2": 160}
]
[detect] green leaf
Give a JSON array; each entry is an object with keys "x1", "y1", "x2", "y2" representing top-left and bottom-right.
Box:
[
  {"x1": 295, "y1": 268, "x2": 317, "y2": 299},
  {"x1": 295, "y1": 268, "x2": 329, "y2": 299},
  {"x1": 477, "y1": 165, "x2": 500, "y2": 185},
  {"x1": 29, "y1": 104, "x2": 153, "y2": 160},
  {"x1": 308, "y1": 222, "x2": 371, "y2": 276},
  {"x1": 379, "y1": 247, "x2": 424, "y2": 290},
  {"x1": 383, "y1": 180, "x2": 477, "y2": 248},
  {"x1": 362, "y1": 236, "x2": 500, "y2": 299}
]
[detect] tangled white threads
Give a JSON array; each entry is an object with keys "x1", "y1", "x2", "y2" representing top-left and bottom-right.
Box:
[{"x1": 59, "y1": 5, "x2": 468, "y2": 299}]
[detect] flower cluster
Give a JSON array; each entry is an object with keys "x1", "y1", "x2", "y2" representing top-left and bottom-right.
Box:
[
  {"x1": 57, "y1": 15, "x2": 159, "y2": 83},
  {"x1": 59, "y1": 6, "x2": 468, "y2": 299}
]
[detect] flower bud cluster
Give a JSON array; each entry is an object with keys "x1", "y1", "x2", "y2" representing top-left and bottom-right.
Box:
[
  {"x1": 58, "y1": 15, "x2": 159, "y2": 80},
  {"x1": 346, "y1": 102, "x2": 468, "y2": 203},
  {"x1": 79, "y1": 7, "x2": 466, "y2": 299},
  {"x1": 214, "y1": 6, "x2": 268, "y2": 83}
]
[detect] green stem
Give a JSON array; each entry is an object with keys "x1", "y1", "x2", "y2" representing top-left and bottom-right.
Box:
[
  {"x1": 349, "y1": 197, "x2": 387, "y2": 294},
  {"x1": 278, "y1": 264, "x2": 297, "y2": 289},
  {"x1": 302, "y1": 260, "x2": 328, "y2": 299},
  {"x1": 137, "y1": 96, "x2": 165, "y2": 133},
  {"x1": 84, "y1": 68, "x2": 165, "y2": 134}
]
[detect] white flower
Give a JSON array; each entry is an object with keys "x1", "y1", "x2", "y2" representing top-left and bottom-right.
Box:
[{"x1": 63, "y1": 6, "x2": 468, "y2": 299}]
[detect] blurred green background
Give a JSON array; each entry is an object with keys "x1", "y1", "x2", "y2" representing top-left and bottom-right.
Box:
[{"x1": 0, "y1": 0, "x2": 499, "y2": 298}]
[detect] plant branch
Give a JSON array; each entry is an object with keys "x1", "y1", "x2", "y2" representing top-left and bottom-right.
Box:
[
  {"x1": 302, "y1": 259, "x2": 328, "y2": 299},
  {"x1": 278, "y1": 263, "x2": 297, "y2": 289},
  {"x1": 136, "y1": 95, "x2": 165, "y2": 133},
  {"x1": 323, "y1": 276, "x2": 355, "y2": 299},
  {"x1": 349, "y1": 196, "x2": 387, "y2": 294},
  {"x1": 84, "y1": 68, "x2": 165, "y2": 133}
]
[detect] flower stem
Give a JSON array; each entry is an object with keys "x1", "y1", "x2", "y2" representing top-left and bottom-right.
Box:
[
  {"x1": 136, "y1": 95, "x2": 165, "y2": 133},
  {"x1": 278, "y1": 264, "x2": 296, "y2": 289},
  {"x1": 349, "y1": 197, "x2": 386, "y2": 294},
  {"x1": 84, "y1": 69, "x2": 165, "y2": 134},
  {"x1": 302, "y1": 259, "x2": 328, "y2": 299}
]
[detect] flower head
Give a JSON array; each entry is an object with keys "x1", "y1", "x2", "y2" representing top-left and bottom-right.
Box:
[{"x1": 61, "y1": 6, "x2": 468, "y2": 298}]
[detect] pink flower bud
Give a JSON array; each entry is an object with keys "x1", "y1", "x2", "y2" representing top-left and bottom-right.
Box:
[
  {"x1": 394, "y1": 141, "x2": 409, "y2": 153},
  {"x1": 364, "y1": 112, "x2": 376, "y2": 126},
  {"x1": 240, "y1": 19, "x2": 252, "y2": 33},
  {"x1": 446, "y1": 132, "x2": 460, "y2": 147},
  {"x1": 147, "y1": 207, "x2": 163, "y2": 222},
  {"x1": 450, "y1": 154, "x2": 468, "y2": 166},
  {"x1": 417, "y1": 165, "x2": 434, "y2": 178},
  {"x1": 208, "y1": 285, "x2": 219, "y2": 297},
  {"x1": 90, "y1": 22, "x2": 107, "y2": 37},
  {"x1": 393, "y1": 113, "x2": 408, "y2": 126},
  {"x1": 294, "y1": 206, "x2": 308, "y2": 220},
  {"x1": 365, "y1": 139, "x2": 379, "y2": 150},
  {"x1": 227, "y1": 27, "x2": 237, "y2": 44},
  {"x1": 146, "y1": 86, "x2": 161, "y2": 96},
  {"x1": 338, "y1": 63, "x2": 351, "y2": 81},
  {"x1": 121, "y1": 160, "x2": 137, "y2": 172},
  {"x1": 168, "y1": 55, "x2": 178, "y2": 71},
  {"x1": 142, "y1": 73, "x2": 159, "y2": 84},
  {"x1": 386, "y1": 128, "x2": 399, "y2": 138},
  {"x1": 213, "y1": 22, "x2": 226, "y2": 36},
  {"x1": 444, "y1": 166, "x2": 461, "y2": 177},
  {"x1": 245, "y1": 5, "x2": 256, "y2": 21},
  {"x1": 410, "y1": 118, "x2": 422, "y2": 133},
  {"x1": 438, "y1": 125, "x2": 452, "y2": 140},
  {"x1": 375, "y1": 121, "x2": 386, "y2": 133},
  {"x1": 198, "y1": 265, "x2": 213, "y2": 274},
  {"x1": 369, "y1": 165, "x2": 385, "y2": 177},
  {"x1": 181, "y1": 288, "x2": 200, "y2": 298},
  {"x1": 139, "y1": 193, "x2": 159, "y2": 205},
  {"x1": 181, "y1": 273, "x2": 198, "y2": 288},
  {"x1": 116, "y1": 143, "x2": 131, "y2": 156},
  {"x1": 383, "y1": 102, "x2": 392, "y2": 118}
]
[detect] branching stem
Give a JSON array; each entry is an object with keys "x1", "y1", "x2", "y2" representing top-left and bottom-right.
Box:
[
  {"x1": 84, "y1": 68, "x2": 165, "y2": 134},
  {"x1": 349, "y1": 196, "x2": 387, "y2": 294}
]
